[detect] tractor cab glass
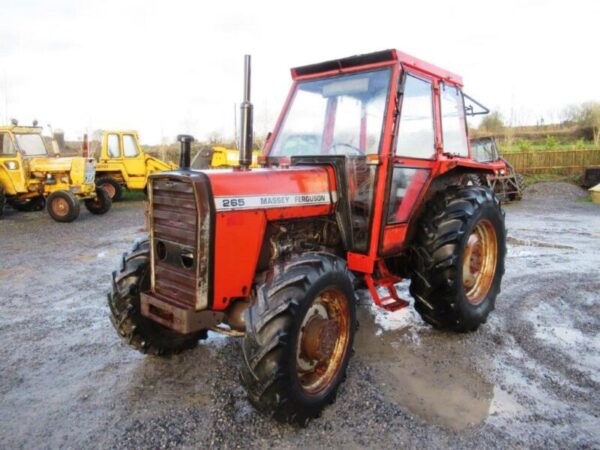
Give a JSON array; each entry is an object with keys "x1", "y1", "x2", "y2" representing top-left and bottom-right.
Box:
[
  {"x1": 123, "y1": 134, "x2": 140, "y2": 157},
  {"x1": 15, "y1": 133, "x2": 47, "y2": 156},
  {"x1": 107, "y1": 134, "x2": 120, "y2": 157},
  {"x1": 270, "y1": 69, "x2": 391, "y2": 157},
  {"x1": 471, "y1": 138, "x2": 499, "y2": 162},
  {"x1": 270, "y1": 68, "x2": 392, "y2": 254},
  {"x1": 0, "y1": 132, "x2": 16, "y2": 155}
]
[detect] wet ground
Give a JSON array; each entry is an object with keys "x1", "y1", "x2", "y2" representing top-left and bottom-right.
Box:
[{"x1": 1, "y1": 183, "x2": 599, "y2": 449}]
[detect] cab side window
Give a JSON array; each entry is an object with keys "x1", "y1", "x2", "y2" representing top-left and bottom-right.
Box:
[
  {"x1": 395, "y1": 75, "x2": 435, "y2": 159},
  {"x1": 440, "y1": 83, "x2": 468, "y2": 156},
  {"x1": 107, "y1": 134, "x2": 120, "y2": 157},
  {"x1": 123, "y1": 135, "x2": 139, "y2": 157},
  {"x1": 0, "y1": 133, "x2": 15, "y2": 155}
]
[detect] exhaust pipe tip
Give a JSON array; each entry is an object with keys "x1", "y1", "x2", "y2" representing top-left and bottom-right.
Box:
[
  {"x1": 177, "y1": 134, "x2": 194, "y2": 169},
  {"x1": 239, "y1": 54, "x2": 253, "y2": 170}
]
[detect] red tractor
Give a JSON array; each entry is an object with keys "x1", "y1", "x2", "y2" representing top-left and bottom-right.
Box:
[{"x1": 108, "y1": 50, "x2": 506, "y2": 425}]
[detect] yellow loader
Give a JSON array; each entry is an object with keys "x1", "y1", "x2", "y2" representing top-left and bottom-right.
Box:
[
  {"x1": 92, "y1": 130, "x2": 177, "y2": 201},
  {"x1": 191, "y1": 145, "x2": 260, "y2": 169},
  {"x1": 0, "y1": 121, "x2": 111, "y2": 222}
]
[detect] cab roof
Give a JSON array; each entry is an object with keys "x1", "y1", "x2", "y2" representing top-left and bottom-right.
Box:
[
  {"x1": 0, "y1": 124, "x2": 43, "y2": 134},
  {"x1": 291, "y1": 49, "x2": 463, "y2": 86}
]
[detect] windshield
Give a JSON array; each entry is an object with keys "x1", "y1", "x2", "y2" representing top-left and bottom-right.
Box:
[
  {"x1": 15, "y1": 134, "x2": 48, "y2": 156},
  {"x1": 270, "y1": 68, "x2": 391, "y2": 157},
  {"x1": 471, "y1": 138, "x2": 497, "y2": 162}
]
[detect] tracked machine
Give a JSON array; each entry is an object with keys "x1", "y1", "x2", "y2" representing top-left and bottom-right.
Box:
[{"x1": 108, "y1": 50, "x2": 506, "y2": 425}]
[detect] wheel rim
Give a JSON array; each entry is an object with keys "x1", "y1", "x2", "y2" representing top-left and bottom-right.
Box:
[
  {"x1": 296, "y1": 288, "x2": 350, "y2": 396},
  {"x1": 463, "y1": 219, "x2": 498, "y2": 305},
  {"x1": 101, "y1": 183, "x2": 116, "y2": 199},
  {"x1": 51, "y1": 197, "x2": 69, "y2": 217}
]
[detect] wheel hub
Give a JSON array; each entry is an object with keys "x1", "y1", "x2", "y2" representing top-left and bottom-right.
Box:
[
  {"x1": 102, "y1": 183, "x2": 116, "y2": 198},
  {"x1": 51, "y1": 198, "x2": 69, "y2": 216},
  {"x1": 463, "y1": 219, "x2": 498, "y2": 305},
  {"x1": 295, "y1": 289, "x2": 350, "y2": 395},
  {"x1": 300, "y1": 315, "x2": 340, "y2": 363}
]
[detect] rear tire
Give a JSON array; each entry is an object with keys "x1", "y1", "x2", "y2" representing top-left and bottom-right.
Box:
[
  {"x1": 240, "y1": 252, "x2": 356, "y2": 426},
  {"x1": 509, "y1": 173, "x2": 525, "y2": 201},
  {"x1": 47, "y1": 190, "x2": 80, "y2": 222},
  {"x1": 410, "y1": 187, "x2": 506, "y2": 332},
  {"x1": 85, "y1": 187, "x2": 112, "y2": 215},
  {"x1": 9, "y1": 195, "x2": 46, "y2": 212},
  {"x1": 108, "y1": 239, "x2": 205, "y2": 356},
  {"x1": 96, "y1": 176, "x2": 124, "y2": 201}
]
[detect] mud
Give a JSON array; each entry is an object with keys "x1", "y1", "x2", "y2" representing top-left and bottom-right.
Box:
[{"x1": 1, "y1": 186, "x2": 599, "y2": 449}]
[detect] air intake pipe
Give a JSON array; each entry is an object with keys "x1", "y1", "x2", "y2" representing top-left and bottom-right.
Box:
[
  {"x1": 177, "y1": 134, "x2": 194, "y2": 169},
  {"x1": 239, "y1": 55, "x2": 253, "y2": 170}
]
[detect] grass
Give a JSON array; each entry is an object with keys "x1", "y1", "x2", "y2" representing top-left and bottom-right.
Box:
[
  {"x1": 524, "y1": 173, "x2": 582, "y2": 185},
  {"x1": 121, "y1": 190, "x2": 147, "y2": 201},
  {"x1": 500, "y1": 143, "x2": 599, "y2": 153}
]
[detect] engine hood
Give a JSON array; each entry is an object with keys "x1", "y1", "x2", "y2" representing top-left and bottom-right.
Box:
[
  {"x1": 204, "y1": 166, "x2": 336, "y2": 212},
  {"x1": 28, "y1": 156, "x2": 82, "y2": 172}
]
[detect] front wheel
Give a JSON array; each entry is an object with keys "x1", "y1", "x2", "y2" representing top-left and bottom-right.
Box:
[
  {"x1": 240, "y1": 253, "x2": 357, "y2": 426},
  {"x1": 85, "y1": 187, "x2": 112, "y2": 215},
  {"x1": 410, "y1": 186, "x2": 506, "y2": 332},
  {"x1": 108, "y1": 239, "x2": 205, "y2": 355},
  {"x1": 47, "y1": 190, "x2": 80, "y2": 222}
]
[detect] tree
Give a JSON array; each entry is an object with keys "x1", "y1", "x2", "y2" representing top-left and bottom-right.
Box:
[
  {"x1": 479, "y1": 111, "x2": 504, "y2": 133},
  {"x1": 562, "y1": 102, "x2": 600, "y2": 145}
]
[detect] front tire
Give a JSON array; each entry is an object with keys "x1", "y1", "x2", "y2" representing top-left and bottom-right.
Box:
[
  {"x1": 85, "y1": 187, "x2": 112, "y2": 215},
  {"x1": 108, "y1": 239, "x2": 205, "y2": 356},
  {"x1": 410, "y1": 187, "x2": 506, "y2": 332},
  {"x1": 47, "y1": 190, "x2": 80, "y2": 222},
  {"x1": 240, "y1": 252, "x2": 357, "y2": 426}
]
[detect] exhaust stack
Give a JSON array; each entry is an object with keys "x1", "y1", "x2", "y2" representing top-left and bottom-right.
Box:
[
  {"x1": 82, "y1": 133, "x2": 89, "y2": 158},
  {"x1": 177, "y1": 134, "x2": 194, "y2": 169},
  {"x1": 239, "y1": 55, "x2": 253, "y2": 170}
]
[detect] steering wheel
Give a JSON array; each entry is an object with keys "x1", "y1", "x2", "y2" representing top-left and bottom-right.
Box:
[{"x1": 330, "y1": 142, "x2": 363, "y2": 156}]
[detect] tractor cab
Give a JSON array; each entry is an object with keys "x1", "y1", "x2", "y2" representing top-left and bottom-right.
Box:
[{"x1": 263, "y1": 50, "x2": 487, "y2": 260}]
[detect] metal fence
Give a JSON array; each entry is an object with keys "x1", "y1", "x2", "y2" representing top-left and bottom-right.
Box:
[{"x1": 502, "y1": 149, "x2": 600, "y2": 175}]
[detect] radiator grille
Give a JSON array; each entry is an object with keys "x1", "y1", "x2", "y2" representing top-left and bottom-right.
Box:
[{"x1": 151, "y1": 178, "x2": 198, "y2": 308}]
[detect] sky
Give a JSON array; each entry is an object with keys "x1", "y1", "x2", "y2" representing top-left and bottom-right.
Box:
[{"x1": 1, "y1": 0, "x2": 599, "y2": 144}]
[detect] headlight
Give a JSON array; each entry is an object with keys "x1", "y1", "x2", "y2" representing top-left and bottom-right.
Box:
[{"x1": 5, "y1": 161, "x2": 19, "y2": 170}]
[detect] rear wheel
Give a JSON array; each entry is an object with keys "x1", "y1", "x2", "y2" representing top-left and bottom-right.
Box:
[
  {"x1": 47, "y1": 190, "x2": 80, "y2": 222},
  {"x1": 108, "y1": 239, "x2": 205, "y2": 356},
  {"x1": 85, "y1": 187, "x2": 112, "y2": 215},
  {"x1": 410, "y1": 186, "x2": 506, "y2": 332},
  {"x1": 240, "y1": 253, "x2": 357, "y2": 426},
  {"x1": 9, "y1": 195, "x2": 46, "y2": 212},
  {"x1": 96, "y1": 176, "x2": 124, "y2": 201},
  {"x1": 509, "y1": 173, "x2": 525, "y2": 200}
]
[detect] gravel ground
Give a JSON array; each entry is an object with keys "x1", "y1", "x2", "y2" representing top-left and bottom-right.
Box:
[{"x1": 1, "y1": 183, "x2": 599, "y2": 449}]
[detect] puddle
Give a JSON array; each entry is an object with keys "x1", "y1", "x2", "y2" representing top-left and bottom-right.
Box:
[
  {"x1": 507, "y1": 236, "x2": 575, "y2": 250},
  {"x1": 354, "y1": 308, "x2": 519, "y2": 431}
]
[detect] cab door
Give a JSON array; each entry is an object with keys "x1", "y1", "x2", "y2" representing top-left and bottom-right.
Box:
[
  {"x1": 381, "y1": 72, "x2": 438, "y2": 255},
  {"x1": 121, "y1": 133, "x2": 146, "y2": 177},
  {"x1": 0, "y1": 131, "x2": 26, "y2": 194}
]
